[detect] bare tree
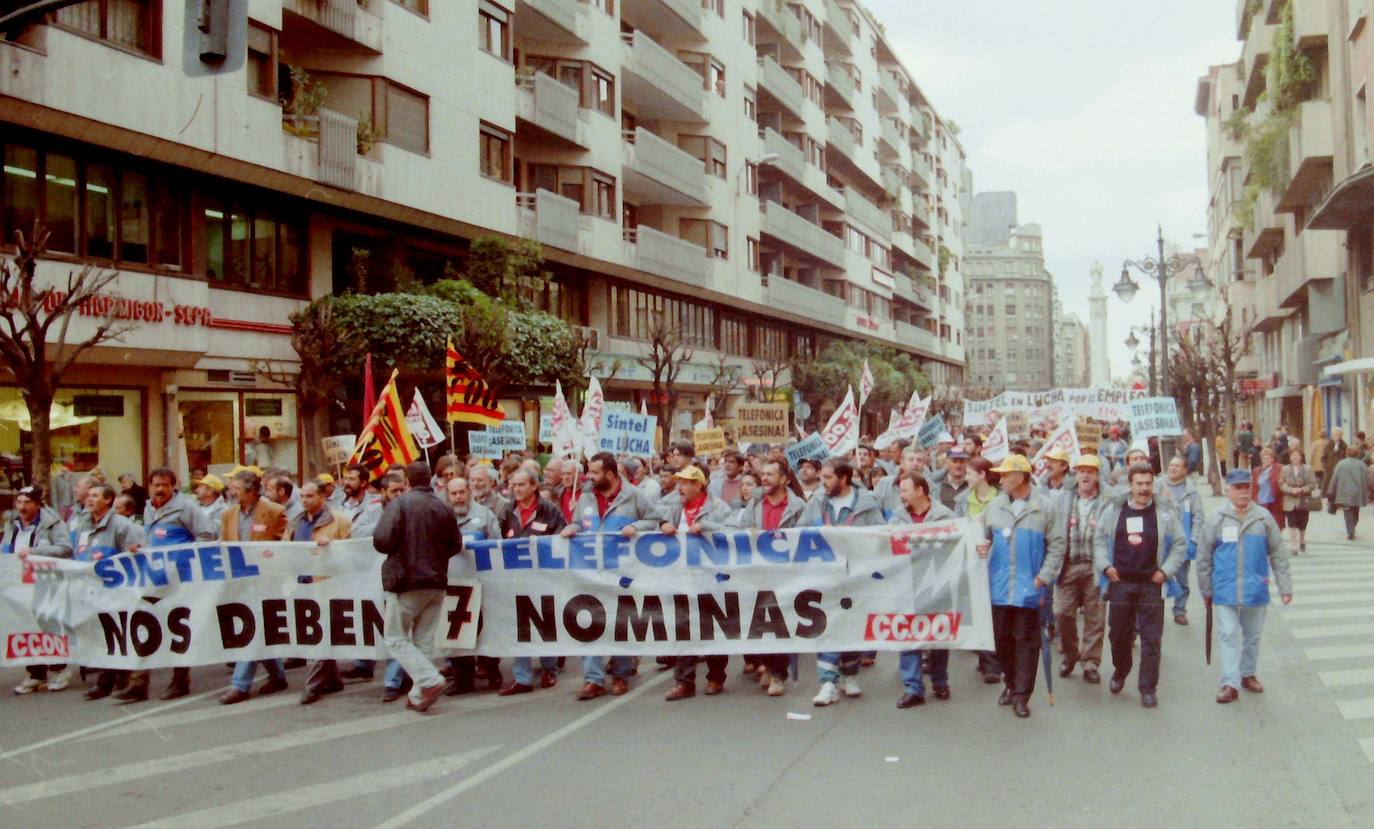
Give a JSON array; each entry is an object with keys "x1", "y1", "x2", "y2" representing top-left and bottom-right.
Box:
[
  {"x1": 751, "y1": 354, "x2": 789, "y2": 403},
  {"x1": 1170, "y1": 306, "x2": 1253, "y2": 495},
  {"x1": 706, "y1": 354, "x2": 743, "y2": 422},
  {"x1": 0, "y1": 228, "x2": 134, "y2": 492},
  {"x1": 635, "y1": 312, "x2": 693, "y2": 441}
]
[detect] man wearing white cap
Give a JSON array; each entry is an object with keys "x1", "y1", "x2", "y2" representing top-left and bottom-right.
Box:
[{"x1": 1052, "y1": 455, "x2": 1109, "y2": 684}]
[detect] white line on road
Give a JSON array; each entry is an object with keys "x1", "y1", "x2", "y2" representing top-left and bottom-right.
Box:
[
  {"x1": 1319, "y1": 669, "x2": 1374, "y2": 688},
  {"x1": 1362, "y1": 738, "x2": 1374, "y2": 763},
  {"x1": 1289, "y1": 622, "x2": 1374, "y2": 640},
  {"x1": 124, "y1": 744, "x2": 503, "y2": 829},
  {"x1": 1335, "y1": 697, "x2": 1374, "y2": 721},
  {"x1": 1284, "y1": 581, "x2": 1374, "y2": 592},
  {"x1": 0, "y1": 687, "x2": 221, "y2": 763},
  {"x1": 1284, "y1": 592, "x2": 1374, "y2": 606},
  {"x1": 1281, "y1": 606, "x2": 1374, "y2": 621},
  {"x1": 1303, "y1": 644, "x2": 1374, "y2": 661},
  {"x1": 373, "y1": 670, "x2": 675, "y2": 829}
]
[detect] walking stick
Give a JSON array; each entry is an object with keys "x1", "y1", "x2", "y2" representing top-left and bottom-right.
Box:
[
  {"x1": 1205, "y1": 601, "x2": 1213, "y2": 666},
  {"x1": 1039, "y1": 587, "x2": 1054, "y2": 706}
]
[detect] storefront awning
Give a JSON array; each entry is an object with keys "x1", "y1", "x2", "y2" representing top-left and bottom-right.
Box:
[
  {"x1": 1308, "y1": 166, "x2": 1374, "y2": 230},
  {"x1": 1264, "y1": 386, "x2": 1304, "y2": 399},
  {"x1": 1323, "y1": 357, "x2": 1374, "y2": 377}
]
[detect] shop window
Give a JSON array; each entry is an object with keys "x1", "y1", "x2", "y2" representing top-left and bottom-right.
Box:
[
  {"x1": 179, "y1": 390, "x2": 299, "y2": 477},
  {"x1": 53, "y1": 0, "x2": 161, "y2": 59},
  {"x1": 0, "y1": 387, "x2": 144, "y2": 493},
  {"x1": 44, "y1": 152, "x2": 79, "y2": 253}
]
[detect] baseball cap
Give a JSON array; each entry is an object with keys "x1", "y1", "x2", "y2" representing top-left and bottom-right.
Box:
[
  {"x1": 1225, "y1": 469, "x2": 1251, "y2": 487},
  {"x1": 947, "y1": 448, "x2": 969, "y2": 460},
  {"x1": 194, "y1": 474, "x2": 225, "y2": 493},
  {"x1": 1046, "y1": 447, "x2": 1071, "y2": 463},
  {"x1": 990, "y1": 454, "x2": 1033, "y2": 474},
  {"x1": 1074, "y1": 455, "x2": 1102, "y2": 471},
  {"x1": 15, "y1": 485, "x2": 40, "y2": 501},
  {"x1": 673, "y1": 466, "x2": 707, "y2": 484},
  {"x1": 315, "y1": 473, "x2": 335, "y2": 485}
]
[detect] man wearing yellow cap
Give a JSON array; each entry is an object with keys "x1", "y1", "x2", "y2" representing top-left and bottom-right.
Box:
[
  {"x1": 1051, "y1": 455, "x2": 1109, "y2": 684},
  {"x1": 1040, "y1": 447, "x2": 1076, "y2": 498},
  {"x1": 192, "y1": 474, "x2": 227, "y2": 535},
  {"x1": 975, "y1": 454, "x2": 1066, "y2": 719}
]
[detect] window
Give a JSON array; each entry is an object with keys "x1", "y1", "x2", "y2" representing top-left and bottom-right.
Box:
[
  {"x1": 526, "y1": 165, "x2": 616, "y2": 218},
  {"x1": 586, "y1": 0, "x2": 613, "y2": 12},
  {"x1": 678, "y1": 52, "x2": 725, "y2": 97},
  {"x1": 703, "y1": 0, "x2": 724, "y2": 17},
  {"x1": 747, "y1": 237, "x2": 760, "y2": 272},
  {"x1": 744, "y1": 87, "x2": 756, "y2": 121},
  {"x1": 745, "y1": 162, "x2": 758, "y2": 196},
  {"x1": 677, "y1": 134, "x2": 727, "y2": 178},
  {"x1": 680, "y1": 219, "x2": 728, "y2": 259},
  {"x1": 611, "y1": 286, "x2": 716, "y2": 349},
  {"x1": 313, "y1": 73, "x2": 430, "y2": 154},
  {"x1": 201, "y1": 198, "x2": 305, "y2": 294},
  {"x1": 53, "y1": 0, "x2": 161, "y2": 58},
  {"x1": 480, "y1": 123, "x2": 513, "y2": 182},
  {"x1": 389, "y1": 0, "x2": 428, "y2": 13},
  {"x1": 742, "y1": 10, "x2": 756, "y2": 45},
  {"x1": 592, "y1": 174, "x2": 615, "y2": 219},
  {"x1": 478, "y1": 1, "x2": 511, "y2": 60},
  {"x1": 527, "y1": 56, "x2": 616, "y2": 115},
  {"x1": 591, "y1": 67, "x2": 615, "y2": 116},
  {"x1": 246, "y1": 23, "x2": 277, "y2": 100},
  {"x1": 709, "y1": 58, "x2": 726, "y2": 97}
]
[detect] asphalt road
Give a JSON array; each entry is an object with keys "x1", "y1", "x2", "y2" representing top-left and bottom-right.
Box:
[{"x1": 2, "y1": 497, "x2": 1372, "y2": 828}]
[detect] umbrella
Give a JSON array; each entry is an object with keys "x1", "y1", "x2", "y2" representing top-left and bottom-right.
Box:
[
  {"x1": 1039, "y1": 586, "x2": 1054, "y2": 706},
  {"x1": 1205, "y1": 602, "x2": 1213, "y2": 666}
]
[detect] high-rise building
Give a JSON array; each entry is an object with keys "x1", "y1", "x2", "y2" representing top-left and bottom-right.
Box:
[
  {"x1": 968, "y1": 191, "x2": 1018, "y2": 246},
  {"x1": 1056, "y1": 312, "x2": 1091, "y2": 387},
  {"x1": 0, "y1": 0, "x2": 971, "y2": 473},
  {"x1": 964, "y1": 221, "x2": 1057, "y2": 392},
  {"x1": 1087, "y1": 263, "x2": 1111, "y2": 385}
]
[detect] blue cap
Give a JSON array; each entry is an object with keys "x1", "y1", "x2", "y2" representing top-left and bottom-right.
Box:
[{"x1": 1225, "y1": 469, "x2": 1251, "y2": 487}]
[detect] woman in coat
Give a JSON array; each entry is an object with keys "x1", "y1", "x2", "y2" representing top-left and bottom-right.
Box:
[
  {"x1": 1251, "y1": 447, "x2": 1285, "y2": 531},
  {"x1": 1327, "y1": 446, "x2": 1370, "y2": 541},
  {"x1": 1279, "y1": 447, "x2": 1318, "y2": 554}
]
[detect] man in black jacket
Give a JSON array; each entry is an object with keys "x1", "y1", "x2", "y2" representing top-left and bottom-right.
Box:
[{"x1": 372, "y1": 461, "x2": 461, "y2": 713}]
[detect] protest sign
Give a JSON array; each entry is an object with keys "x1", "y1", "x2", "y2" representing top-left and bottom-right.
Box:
[
  {"x1": 1127, "y1": 397, "x2": 1183, "y2": 439},
  {"x1": 982, "y1": 418, "x2": 1009, "y2": 463},
  {"x1": 1076, "y1": 418, "x2": 1103, "y2": 450},
  {"x1": 917, "y1": 414, "x2": 946, "y2": 448},
  {"x1": 2, "y1": 524, "x2": 994, "y2": 667},
  {"x1": 1005, "y1": 410, "x2": 1029, "y2": 438},
  {"x1": 785, "y1": 433, "x2": 829, "y2": 468},
  {"x1": 734, "y1": 404, "x2": 790, "y2": 443},
  {"x1": 322, "y1": 435, "x2": 356, "y2": 466},
  {"x1": 598, "y1": 412, "x2": 657, "y2": 456},
  {"x1": 539, "y1": 414, "x2": 553, "y2": 444},
  {"x1": 1030, "y1": 417, "x2": 1081, "y2": 483},
  {"x1": 693, "y1": 427, "x2": 727, "y2": 456},
  {"x1": 874, "y1": 391, "x2": 930, "y2": 450},
  {"x1": 819, "y1": 387, "x2": 860, "y2": 457}
]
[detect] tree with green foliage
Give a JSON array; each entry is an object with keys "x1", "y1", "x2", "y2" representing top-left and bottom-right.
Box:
[{"x1": 790, "y1": 341, "x2": 930, "y2": 431}]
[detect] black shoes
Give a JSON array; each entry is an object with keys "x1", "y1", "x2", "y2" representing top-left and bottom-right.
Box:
[
  {"x1": 896, "y1": 693, "x2": 926, "y2": 709},
  {"x1": 933, "y1": 685, "x2": 951, "y2": 700},
  {"x1": 997, "y1": 688, "x2": 1013, "y2": 706},
  {"x1": 1109, "y1": 675, "x2": 1126, "y2": 694},
  {"x1": 1012, "y1": 700, "x2": 1030, "y2": 718},
  {"x1": 1141, "y1": 692, "x2": 1158, "y2": 708},
  {"x1": 1082, "y1": 668, "x2": 1101, "y2": 684},
  {"x1": 1058, "y1": 661, "x2": 1075, "y2": 678}
]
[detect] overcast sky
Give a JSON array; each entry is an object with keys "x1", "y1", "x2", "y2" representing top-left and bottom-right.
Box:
[{"x1": 868, "y1": 0, "x2": 1237, "y2": 383}]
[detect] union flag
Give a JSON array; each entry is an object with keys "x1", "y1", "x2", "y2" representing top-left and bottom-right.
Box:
[
  {"x1": 348, "y1": 369, "x2": 418, "y2": 483},
  {"x1": 446, "y1": 339, "x2": 504, "y2": 426}
]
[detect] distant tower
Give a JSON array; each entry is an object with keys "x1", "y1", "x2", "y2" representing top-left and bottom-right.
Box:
[{"x1": 1088, "y1": 263, "x2": 1110, "y2": 385}]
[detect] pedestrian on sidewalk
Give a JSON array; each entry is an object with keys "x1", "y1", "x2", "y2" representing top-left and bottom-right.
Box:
[
  {"x1": 1197, "y1": 469, "x2": 1293, "y2": 704},
  {"x1": 1251, "y1": 448, "x2": 1285, "y2": 531},
  {"x1": 1093, "y1": 462, "x2": 1187, "y2": 709},
  {"x1": 372, "y1": 461, "x2": 461, "y2": 713},
  {"x1": 1326, "y1": 446, "x2": 1368, "y2": 541},
  {"x1": 1279, "y1": 448, "x2": 1317, "y2": 554}
]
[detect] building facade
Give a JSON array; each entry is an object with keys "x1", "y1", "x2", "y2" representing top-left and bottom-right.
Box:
[
  {"x1": 1056, "y1": 311, "x2": 1091, "y2": 387},
  {"x1": 1087, "y1": 263, "x2": 1111, "y2": 385},
  {"x1": 0, "y1": 0, "x2": 970, "y2": 483},
  {"x1": 968, "y1": 190, "x2": 1017, "y2": 246},
  {"x1": 964, "y1": 221, "x2": 1057, "y2": 392}
]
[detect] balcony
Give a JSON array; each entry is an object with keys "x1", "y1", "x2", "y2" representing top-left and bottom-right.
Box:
[
  {"x1": 760, "y1": 200, "x2": 847, "y2": 268},
  {"x1": 516, "y1": 189, "x2": 581, "y2": 253},
  {"x1": 281, "y1": 111, "x2": 383, "y2": 196},
  {"x1": 878, "y1": 118, "x2": 903, "y2": 159},
  {"x1": 515, "y1": 72, "x2": 587, "y2": 148},
  {"x1": 761, "y1": 128, "x2": 846, "y2": 210},
  {"x1": 909, "y1": 152, "x2": 933, "y2": 191},
  {"x1": 827, "y1": 116, "x2": 859, "y2": 163},
  {"x1": 622, "y1": 127, "x2": 708, "y2": 206},
  {"x1": 756, "y1": 0, "x2": 804, "y2": 60},
  {"x1": 1292, "y1": 0, "x2": 1330, "y2": 48},
  {"x1": 281, "y1": 0, "x2": 383, "y2": 54},
  {"x1": 758, "y1": 56, "x2": 806, "y2": 120},
  {"x1": 908, "y1": 235, "x2": 935, "y2": 269},
  {"x1": 823, "y1": 0, "x2": 854, "y2": 56},
  {"x1": 621, "y1": 31, "x2": 707, "y2": 122},
  {"x1": 1275, "y1": 229, "x2": 1342, "y2": 308},
  {"x1": 1244, "y1": 190, "x2": 1283, "y2": 259},
  {"x1": 763, "y1": 276, "x2": 848, "y2": 322},
  {"x1": 515, "y1": 0, "x2": 588, "y2": 44},
  {"x1": 876, "y1": 70, "x2": 904, "y2": 114},
  {"x1": 620, "y1": 0, "x2": 705, "y2": 40},
  {"x1": 895, "y1": 320, "x2": 940, "y2": 355},
  {"x1": 824, "y1": 61, "x2": 857, "y2": 111},
  {"x1": 1250, "y1": 275, "x2": 1290, "y2": 332},
  {"x1": 880, "y1": 165, "x2": 904, "y2": 201},
  {"x1": 912, "y1": 197, "x2": 932, "y2": 230},
  {"x1": 625, "y1": 225, "x2": 708, "y2": 288},
  {"x1": 893, "y1": 274, "x2": 935, "y2": 313},
  {"x1": 845, "y1": 188, "x2": 892, "y2": 240},
  {"x1": 1277, "y1": 99, "x2": 1334, "y2": 213},
  {"x1": 1241, "y1": 20, "x2": 1275, "y2": 107}
]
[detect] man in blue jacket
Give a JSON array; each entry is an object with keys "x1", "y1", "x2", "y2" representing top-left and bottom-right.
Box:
[
  {"x1": 974, "y1": 454, "x2": 1066, "y2": 719},
  {"x1": 1197, "y1": 469, "x2": 1293, "y2": 703}
]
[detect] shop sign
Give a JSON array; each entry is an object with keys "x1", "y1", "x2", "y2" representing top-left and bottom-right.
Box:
[{"x1": 72, "y1": 395, "x2": 125, "y2": 417}]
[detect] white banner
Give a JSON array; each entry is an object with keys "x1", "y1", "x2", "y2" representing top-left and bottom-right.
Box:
[
  {"x1": 820, "y1": 386, "x2": 860, "y2": 458},
  {"x1": 982, "y1": 418, "x2": 1009, "y2": 463},
  {"x1": 1030, "y1": 416, "x2": 1081, "y2": 484},
  {"x1": 963, "y1": 386, "x2": 1147, "y2": 425},
  {"x1": 405, "y1": 389, "x2": 445, "y2": 449},
  {"x1": 578, "y1": 376, "x2": 606, "y2": 459},
  {"x1": 1, "y1": 524, "x2": 994, "y2": 666},
  {"x1": 874, "y1": 391, "x2": 930, "y2": 450}
]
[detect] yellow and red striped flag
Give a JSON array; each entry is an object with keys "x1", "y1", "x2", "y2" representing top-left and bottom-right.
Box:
[
  {"x1": 348, "y1": 369, "x2": 418, "y2": 483},
  {"x1": 446, "y1": 339, "x2": 504, "y2": 426}
]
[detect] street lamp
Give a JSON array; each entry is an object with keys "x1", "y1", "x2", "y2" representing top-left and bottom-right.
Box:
[
  {"x1": 1125, "y1": 331, "x2": 1140, "y2": 350},
  {"x1": 1117, "y1": 225, "x2": 1208, "y2": 398},
  {"x1": 734, "y1": 152, "x2": 779, "y2": 195}
]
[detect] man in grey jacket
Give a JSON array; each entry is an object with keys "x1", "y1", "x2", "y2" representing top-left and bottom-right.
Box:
[
  {"x1": 1093, "y1": 462, "x2": 1188, "y2": 708},
  {"x1": 1052, "y1": 455, "x2": 1110, "y2": 684},
  {"x1": 890, "y1": 473, "x2": 956, "y2": 709},
  {"x1": 1155, "y1": 456, "x2": 1204, "y2": 625},
  {"x1": 7, "y1": 485, "x2": 74, "y2": 694},
  {"x1": 72, "y1": 484, "x2": 146, "y2": 700}
]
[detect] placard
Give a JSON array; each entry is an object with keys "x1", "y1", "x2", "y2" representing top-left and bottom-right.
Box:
[
  {"x1": 598, "y1": 412, "x2": 657, "y2": 456},
  {"x1": 321, "y1": 435, "x2": 356, "y2": 466},
  {"x1": 734, "y1": 403, "x2": 790, "y2": 443},
  {"x1": 785, "y1": 433, "x2": 830, "y2": 468},
  {"x1": 1127, "y1": 397, "x2": 1183, "y2": 439},
  {"x1": 693, "y1": 427, "x2": 727, "y2": 457}
]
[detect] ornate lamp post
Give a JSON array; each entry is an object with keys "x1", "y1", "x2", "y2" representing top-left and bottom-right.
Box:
[{"x1": 1114, "y1": 226, "x2": 1211, "y2": 398}]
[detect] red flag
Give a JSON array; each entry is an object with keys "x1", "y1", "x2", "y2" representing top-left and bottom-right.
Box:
[
  {"x1": 446, "y1": 339, "x2": 504, "y2": 426},
  {"x1": 349, "y1": 370, "x2": 419, "y2": 484},
  {"x1": 362, "y1": 353, "x2": 377, "y2": 425}
]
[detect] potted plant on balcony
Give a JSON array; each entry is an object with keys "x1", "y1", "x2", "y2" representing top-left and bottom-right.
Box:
[
  {"x1": 356, "y1": 113, "x2": 386, "y2": 156},
  {"x1": 281, "y1": 65, "x2": 327, "y2": 139}
]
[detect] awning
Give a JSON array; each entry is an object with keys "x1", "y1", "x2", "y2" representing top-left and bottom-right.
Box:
[
  {"x1": 1308, "y1": 165, "x2": 1374, "y2": 230},
  {"x1": 1264, "y1": 385, "x2": 1304, "y2": 399},
  {"x1": 1323, "y1": 357, "x2": 1374, "y2": 377}
]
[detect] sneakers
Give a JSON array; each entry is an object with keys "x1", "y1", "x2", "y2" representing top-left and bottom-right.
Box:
[
  {"x1": 812, "y1": 681, "x2": 840, "y2": 707},
  {"x1": 766, "y1": 675, "x2": 786, "y2": 697},
  {"x1": 46, "y1": 667, "x2": 73, "y2": 692},
  {"x1": 13, "y1": 677, "x2": 45, "y2": 695},
  {"x1": 838, "y1": 675, "x2": 862, "y2": 698}
]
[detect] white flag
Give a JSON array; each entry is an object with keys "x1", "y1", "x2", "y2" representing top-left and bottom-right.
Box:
[
  {"x1": 874, "y1": 390, "x2": 930, "y2": 450},
  {"x1": 578, "y1": 376, "x2": 606, "y2": 459},
  {"x1": 1030, "y1": 416, "x2": 1080, "y2": 484},
  {"x1": 405, "y1": 389, "x2": 445, "y2": 449},
  {"x1": 982, "y1": 417, "x2": 1009, "y2": 463},
  {"x1": 694, "y1": 396, "x2": 715, "y2": 431},
  {"x1": 550, "y1": 380, "x2": 580, "y2": 459},
  {"x1": 639, "y1": 399, "x2": 648, "y2": 417},
  {"x1": 820, "y1": 386, "x2": 860, "y2": 458},
  {"x1": 859, "y1": 359, "x2": 875, "y2": 408}
]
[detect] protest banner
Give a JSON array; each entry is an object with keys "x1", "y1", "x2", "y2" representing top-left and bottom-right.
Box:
[
  {"x1": 550, "y1": 380, "x2": 580, "y2": 458},
  {"x1": 321, "y1": 435, "x2": 355, "y2": 466},
  {"x1": 1, "y1": 523, "x2": 993, "y2": 666},
  {"x1": 917, "y1": 414, "x2": 946, "y2": 448},
  {"x1": 598, "y1": 412, "x2": 657, "y2": 456},
  {"x1": 982, "y1": 418, "x2": 1009, "y2": 463},
  {"x1": 539, "y1": 414, "x2": 553, "y2": 444},
  {"x1": 734, "y1": 403, "x2": 790, "y2": 443},
  {"x1": 785, "y1": 433, "x2": 829, "y2": 468},
  {"x1": 1030, "y1": 417, "x2": 1081, "y2": 483},
  {"x1": 468, "y1": 431, "x2": 502, "y2": 460},
  {"x1": 485, "y1": 421, "x2": 528, "y2": 452},
  {"x1": 1127, "y1": 397, "x2": 1183, "y2": 439},
  {"x1": 820, "y1": 387, "x2": 860, "y2": 457},
  {"x1": 874, "y1": 391, "x2": 930, "y2": 450},
  {"x1": 693, "y1": 427, "x2": 727, "y2": 456},
  {"x1": 578, "y1": 376, "x2": 607, "y2": 458},
  {"x1": 963, "y1": 386, "x2": 1147, "y2": 425}
]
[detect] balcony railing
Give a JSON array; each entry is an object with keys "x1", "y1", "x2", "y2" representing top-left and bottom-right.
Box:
[
  {"x1": 1241, "y1": 19, "x2": 1275, "y2": 106},
  {"x1": 896, "y1": 319, "x2": 940, "y2": 354},
  {"x1": 1278, "y1": 98, "x2": 1333, "y2": 213},
  {"x1": 827, "y1": 116, "x2": 859, "y2": 163},
  {"x1": 756, "y1": 0, "x2": 804, "y2": 59},
  {"x1": 282, "y1": 0, "x2": 383, "y2": 53},
  {"x1": 823, "y1": 0, "x2": 854, "y2": 55},
  {"x1": 758, "y1": 55, "x2": 805, "y2": 119},
  {"x1": 516, "y1": 189, "x2": 580, "y2": 252},
  {"x1": 760, "y1": 200, "x2": 846, "y2": 268},
  {"x1": 1292, "y1": 0, "x2": 1329, "y2": 48},
  {"x1": 622, "y1": 127, "x2": 708, "y2": 205},
  {"x1": 1275, "y1": 229, "x2": 1341, "y2": 309},
  {"x1": 516, "y1": 0, "x2": 588, "y2": 44},
  {"x1": 620, "y1": 0, "x2": 705, "y2": 39},
  {"x1": 824, "y1": 61, "x2": 857, "y2": 111},
  {"x1": 762, "y1": 275, "x2": 848, "y2": 320},
  {"x1": 318, "y1": 109, "x2": 358, "y2": 190},
  {"x1": 515, "y1": 72, "x2": 585, "y2": 147},
  {"x1": 844, "y1": 188, "x2": 892, "y2": 240},
  {"x1": 625, "y1": 225, "x2": 708, "y2": 287},
  {"x1": 762, "y1": 127, "x2": 806, "y2": 183},
  {"x1": 621, "y1": 30, "x2": 707, "y2": 122},
  {"x1": 877, "y1": 70, "x2": 904, "y2": 113}
]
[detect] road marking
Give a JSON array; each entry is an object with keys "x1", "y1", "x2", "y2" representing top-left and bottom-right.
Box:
[
  {"x1": 1281, "y1": 606, "x2": 1374, "y2": 621},
  {"x1": 1319, "y1": 669, "x2": 1374, "y2": 688},
  {"x1": 0, "y1": 687, "x2": 221, "y2": 763},
  {"x1": 125, "y1": 744, "x2": 503, "y2": 829},
  {"x1": 78, "y1": 684, "x2": 375, "y2": 742},
  {"x1": 373, "y1": 670, "x2": 674, "y2": 829},
  {"x1": 1335, "y1": 697, "x2": 1374, "y2": 721},
  {"x1": 1362, "y1": 738, "x2": 1374, "y2": 763},
  {"x1": 1286, "y1": 581, "x2": 1374, "y2": 592},
  {"x1": 1303, "y1": 644, "x2": 1374, "y2": 661},
  {"x1": 1289, "y1": 622, "x2": 1374, "y2": 640},
  {"x1": 1285, "y1": 592, "x2": 1374, "y2": 606}
]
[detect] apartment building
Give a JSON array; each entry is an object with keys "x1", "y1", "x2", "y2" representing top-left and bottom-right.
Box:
[
  {"x1": 1055, "y1": 311, "x2": 1091, "y2": 387},
  {"x1": 964, "y1": 221, "x2": 1057, "y2": 392},
  {"x1": 968, "y1": 190, "x2": 1017, "y2": 246},
  {"x1": 0, "y1": 0, "x2": 969, "y2": 477},
  {"x1": 1196, "y1": 0, "x2": 1350, "y2": 441}
]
